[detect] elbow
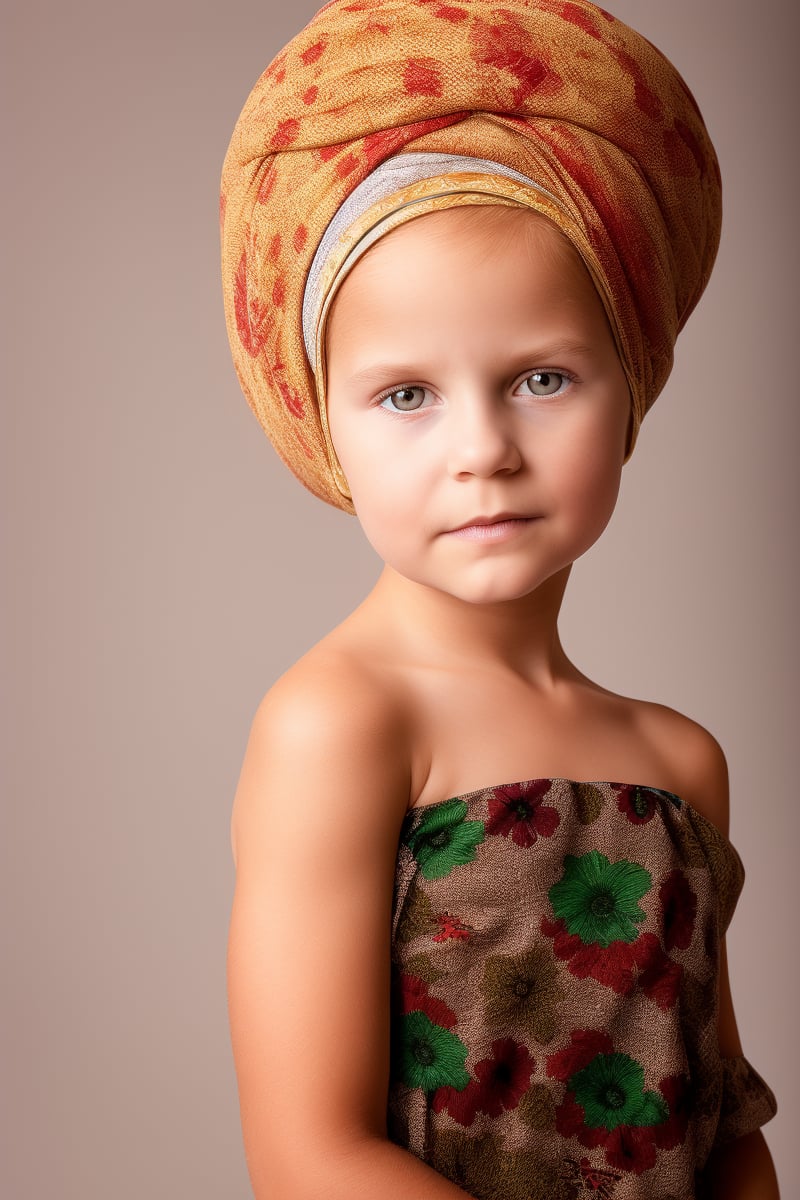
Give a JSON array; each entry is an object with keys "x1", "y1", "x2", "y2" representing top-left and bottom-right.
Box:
[{"x1": 244, "y1": 1128, "x2": 391, "y2": 1200}]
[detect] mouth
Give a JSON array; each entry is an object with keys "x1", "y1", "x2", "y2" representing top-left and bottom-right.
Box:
[
  {"x1": 452, "y1": 512, "x2": 531, "y2": 530},
  {"x1": 445, "y1": 514, "x2": 540, "y2": 541}
]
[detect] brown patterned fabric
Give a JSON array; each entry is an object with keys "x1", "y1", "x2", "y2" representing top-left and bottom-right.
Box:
[
  {"x1": 390, "y1": 778, "x2": 777, "y2": 1198},
  {"x1": 220, "y1": 0, "x2": 722, "y2": 512},
  {"x1": 714, "y1": 1056, "x2": 779, "y2": 1148}
]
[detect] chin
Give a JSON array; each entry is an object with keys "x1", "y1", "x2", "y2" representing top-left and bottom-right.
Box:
[
  {"x1": 426, "y1": 568, "x2": 562, "y2": 607},
  {"x1": 458, "y1": 582, "x2": 550, "y2": 606}
]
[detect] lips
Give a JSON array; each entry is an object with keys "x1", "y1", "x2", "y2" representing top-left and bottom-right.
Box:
[
  {"x1": 443, "y1": 514, "x2": 541, "y2": 542},
  {"x1": 450, "y1": 512, "x2": 533, "y2": 532}
]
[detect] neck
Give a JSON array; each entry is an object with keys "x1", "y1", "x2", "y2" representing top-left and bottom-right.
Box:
[{"x1": 360, "y1": 563, "x2": 579, "y2": 689}]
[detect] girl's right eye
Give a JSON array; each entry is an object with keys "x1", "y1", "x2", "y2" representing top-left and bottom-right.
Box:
[{"x1": 378, "y1": 386, "x2": 430, "y2": 413}]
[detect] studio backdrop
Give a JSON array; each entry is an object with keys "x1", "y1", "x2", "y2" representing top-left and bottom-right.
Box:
[{"x1": 3, "y1": 1, "x2": 796, "y2": 1195}]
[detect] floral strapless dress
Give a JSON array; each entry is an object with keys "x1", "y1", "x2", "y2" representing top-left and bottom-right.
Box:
[{"x1": 388, "y1": 778, "x2": 777, "y2": 1199}]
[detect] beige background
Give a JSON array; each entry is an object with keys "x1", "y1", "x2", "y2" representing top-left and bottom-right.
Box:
[{"x1": 3, "y1": 1, "x2": 797, "y2": 1195}]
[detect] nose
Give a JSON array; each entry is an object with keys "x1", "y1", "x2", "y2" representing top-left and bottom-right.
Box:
[{"x1": 446, "y1": 394, "x2": 523, "y2": 480}]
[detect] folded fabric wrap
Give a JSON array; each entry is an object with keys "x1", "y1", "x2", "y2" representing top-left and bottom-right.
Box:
[
  {"x1": 221, "y1": 0, "x2": 722, "y2": 511},
  {"x1": 713, "y1": 1055, "x2": 778, "y2": 1149}
]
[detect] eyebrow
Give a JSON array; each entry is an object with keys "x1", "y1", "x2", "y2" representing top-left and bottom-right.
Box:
[{"x1": 345, "y1": 340, "x2": 601, "y2": 384}]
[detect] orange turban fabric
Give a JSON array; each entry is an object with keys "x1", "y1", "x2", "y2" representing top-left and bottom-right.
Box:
[{"x1": 221, "y1": 0, "x2": 722, "y2": 513}]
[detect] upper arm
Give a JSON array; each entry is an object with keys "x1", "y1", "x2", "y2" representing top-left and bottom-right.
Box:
[
  {"x1": 682, "y1": 727, "x2": 743, "y2": 1057},
  {"x1": 227, "y1": 663, "x2": 412, "y2": 1195},
  {"x1": 647, "y1": 705, "x2": 744, "y2": 1056},
  {"x1": 679, "y1": 722, "x2": 742, "y2": 1055}
]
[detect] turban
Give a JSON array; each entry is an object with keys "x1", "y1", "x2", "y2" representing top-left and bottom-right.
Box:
[{"x1": 220, "y1": 0, "x2": 722, "y2": 513}]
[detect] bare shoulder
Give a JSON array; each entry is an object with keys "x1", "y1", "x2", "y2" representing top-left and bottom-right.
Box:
[
  {"x1": 227, "y1": 644, "x2": 417, "y2": 1183},
  {"x1": 231, "y1": 642, "x2": 412, "y2": 870},
  {"x1": 634, "y1": 699, "x2": 731, "y2": 837}
]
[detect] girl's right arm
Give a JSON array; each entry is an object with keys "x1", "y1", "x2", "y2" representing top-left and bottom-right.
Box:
[{"x1": 227, "y1": 661, "x2": 470, "y2": 1199}]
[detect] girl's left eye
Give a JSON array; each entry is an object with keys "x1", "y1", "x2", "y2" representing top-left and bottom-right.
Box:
[
  {"x1": 517, "y1": 370, "x2": 571, "y2": 397},
  {"x1": 378, "y1": 386, "x2": 430, "y2": 413}
]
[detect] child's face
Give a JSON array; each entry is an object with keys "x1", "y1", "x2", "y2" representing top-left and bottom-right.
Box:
[{"x1": 325, "y1": 206, "x2": 632, "y2": 606}]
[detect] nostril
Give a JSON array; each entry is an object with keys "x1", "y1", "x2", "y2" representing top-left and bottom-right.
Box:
[{"x1": 447, "y1": 432, "x2": 523, "y2": 479}]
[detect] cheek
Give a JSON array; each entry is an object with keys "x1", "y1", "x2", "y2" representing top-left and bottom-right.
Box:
[
  {"x1": 333, "y1": 418, "x2": 430, "y2": 537},
  {"x1": 552, "y1": 419, "x2": 625, "y2": 528},
  {"x1": 350, "y1": 496, "x2": 419, "y2": 571},
  {"x1": 341, "y1": 451, "x2": 415, "y2": 553}
]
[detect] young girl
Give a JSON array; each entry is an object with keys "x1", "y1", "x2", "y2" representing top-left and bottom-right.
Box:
[{"x1": 220, "y1": 2, "x2": 778, "y2": 1196}]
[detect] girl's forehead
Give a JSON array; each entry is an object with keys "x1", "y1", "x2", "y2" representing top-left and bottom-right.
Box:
[
  {"x1": 343, "y1": 207, "x2": 574, "y2": 288},
  {"x1": 325, "y1": 210, "x2": 615, "y2": 375},
  {"x1": 329, "y1": 208, "x2": 600, "y2": 329},
  {"x1": 341, "y1": 208, "x2": 593, "y2": 317},
  {"x1": 361, "y1": 203, "x2": 579, "y2": 260}
]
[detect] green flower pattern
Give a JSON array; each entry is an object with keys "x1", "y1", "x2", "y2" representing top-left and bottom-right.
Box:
[
  {"x1": 403, "y1": 799, "x2": 485, "y2": 880},
  {"x1": 396, "y1": 1010, "x2": 470, "y2": 1092},
  {"x1": 549, "y1": 850, "x2": 651, "y2": 946},
  {"x1": 390, "y1": 779, "x2": 769, "y2": 1194},
  {"x1": 570, "y1": 1052, "x2": 669, "y2": 1132}
]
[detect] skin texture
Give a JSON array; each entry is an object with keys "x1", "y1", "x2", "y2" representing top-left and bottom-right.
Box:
[
  {"x1": 325, "y1": 206, "x2": 632, "y2": 610},
  {"x1": 227, "y1": 207, "x2": 778, "y2": 1198}
]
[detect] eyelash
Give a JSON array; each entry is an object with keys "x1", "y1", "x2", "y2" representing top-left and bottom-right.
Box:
[
  {"x1": 376, "y1": 370, "x2": 575, "y2": 413},
  {"x1": 516, "y1": 369, "x2": 575, "y2": 398}
]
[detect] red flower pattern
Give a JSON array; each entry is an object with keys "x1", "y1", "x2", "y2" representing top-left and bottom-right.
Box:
[
  {"x1": 541, "y1": 916, "x2": 682, "y2": 1009},
  {"x1": 547, "y1": 1028, "x2": 613, "y2": 1083},
  {"x1": 432, "y1": 912, "x2": 473, "y2": 942},
  {"x1": 431, "y1": 1076, "x2": 483, "y2": 1126},
  {"x1": 613, "y1": 784, "x2": 658, "y2": 825},
  {"x1": 659, "y1": 870, "x2": 697, "y2": 952},
  {"x1": 433, "y1": 1037, "x2": 535, "y2": 1126},
  {"x1": 472, "y1": 1038, "x2": 536, "y2": 1116},
  {"x1": 398, "y1": 972, "x2": 458, "y2": 1030},
  {"x1": 602, "y1": 1123, "x2": 659, "y2": 1175},
  {"x1": 652, "y1": 1073, "x2": 691, "y2": 1150},
  {"x1": 547, "y1": 1030, "x2": 691, "y2": 1176},
  {"x1": 485, "y1": 780, "x2": 560, "y2": 847}
]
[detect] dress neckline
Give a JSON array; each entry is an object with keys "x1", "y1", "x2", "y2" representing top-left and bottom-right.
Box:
[
  {"x1": 401, "y1": 775, "x2": 738, "y2": 855},
  {"x1": 406, "y1": 776, "x2": 684, "y2": 816}
]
